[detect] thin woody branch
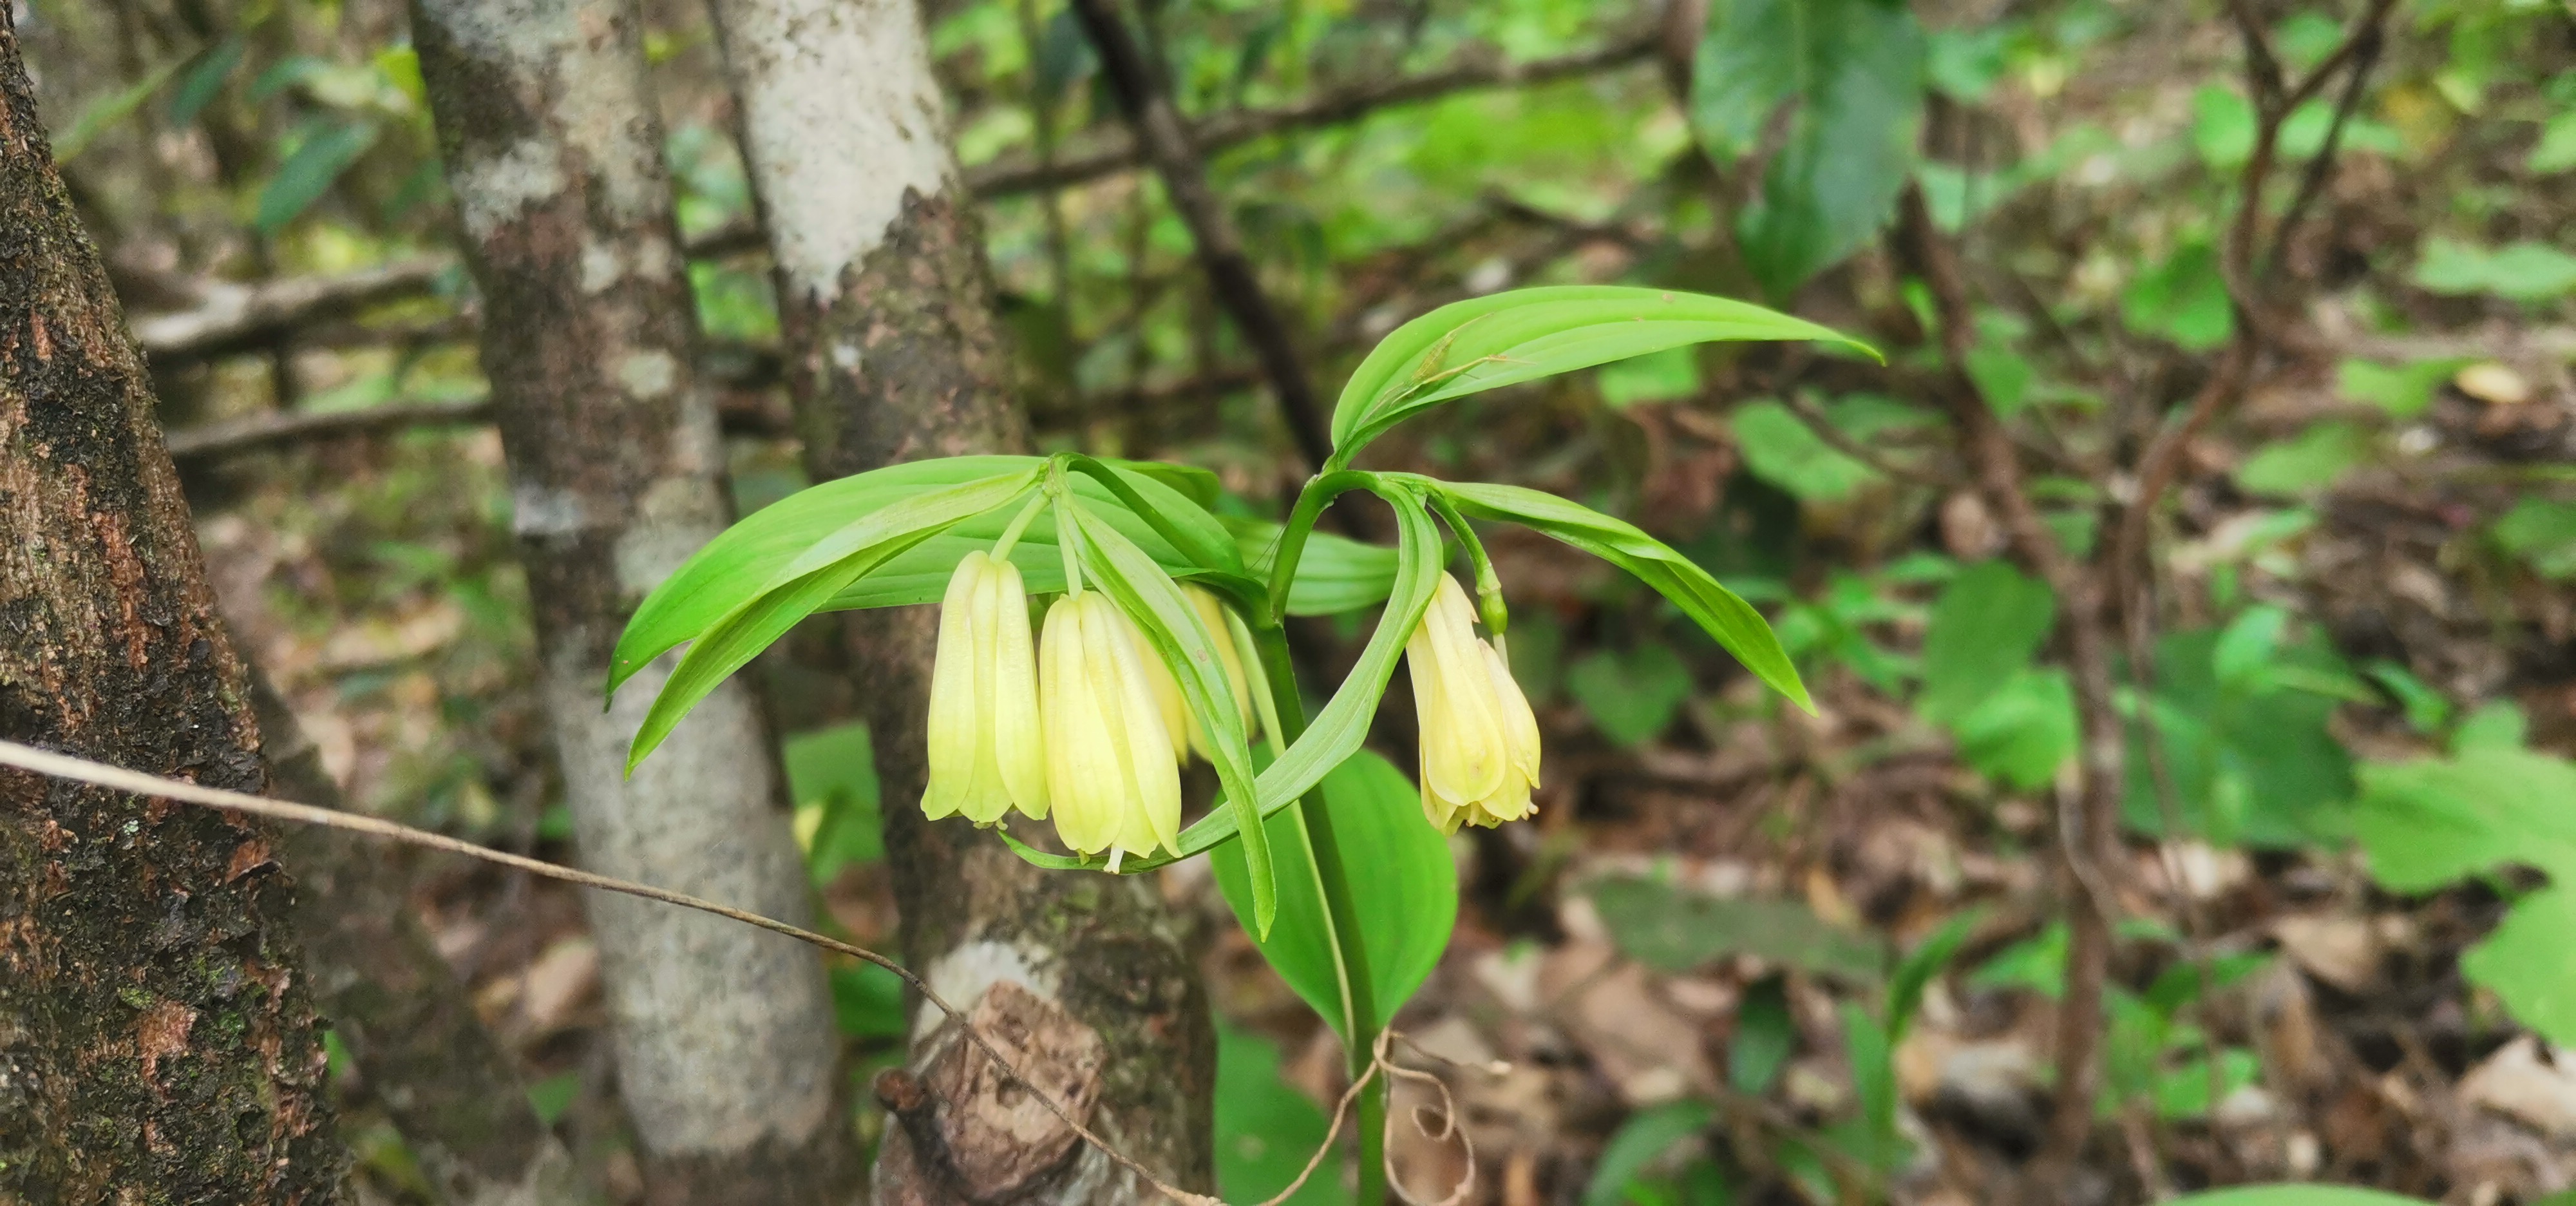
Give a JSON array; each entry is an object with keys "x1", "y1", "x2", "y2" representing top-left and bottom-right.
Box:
[
  {"x1": 1068, "y1": 0, "x2": 1335, "y2": 473},
  {"x1": 131, "y1": 37, "x2": 1654, "y2": 374},
  {"x1": 962, "y1": 32, "x2": 1658, "y2": 200}
]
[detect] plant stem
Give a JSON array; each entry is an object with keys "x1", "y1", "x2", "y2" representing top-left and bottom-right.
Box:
[{"x1": 1253, "y1": 622, "x2": 1388, "y2": 1205}]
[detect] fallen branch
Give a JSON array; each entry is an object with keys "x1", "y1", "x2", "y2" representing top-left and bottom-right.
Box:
[{"x1": 134, "y1": 256, "x2": 453, "y2": 363}]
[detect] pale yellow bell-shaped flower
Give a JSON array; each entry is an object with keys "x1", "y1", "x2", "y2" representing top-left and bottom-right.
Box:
[
  {"x1": 1039, "y1": 591, "x2": 1182, "y2": 863},
  {"x1": 1116, "y1": 585, "x2": 1258, "y2": 762},
  {"x1": 923, "y1": 550, "x2": 1048, "y2": 824},
  {"x1": 1405, "y1": 573, "x2": 1542, "y2": 833}
]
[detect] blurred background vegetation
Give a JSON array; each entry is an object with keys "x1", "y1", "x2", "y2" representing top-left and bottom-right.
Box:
[{"x1": 19, "y1": 0, "x2": 2576, "y2": 1201}]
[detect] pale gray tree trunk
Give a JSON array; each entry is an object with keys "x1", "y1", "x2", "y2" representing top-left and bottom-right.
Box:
[
  {"x1": 700, "y1": 0, "x2": 1215, "y2": 1199},
  {"x1": 407, "y1": 1, "x2": 857, "y2": 1202}
]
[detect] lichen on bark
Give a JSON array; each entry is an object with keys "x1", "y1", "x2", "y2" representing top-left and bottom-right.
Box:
[
  {"x1": 408, "y1": 0, "x2": 855, "y2": 1201},
  {"x1": 0, "y1": 8, "x2": 345, "y2": 1201}
]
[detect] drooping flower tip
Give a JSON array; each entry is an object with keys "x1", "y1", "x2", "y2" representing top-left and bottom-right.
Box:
[
  {"x1": 1406, "y1": 573, "x2": 1542, "y2": 834},
  {"x1": 923, "y1": 550, "x2": 1048, "y2": 825}
]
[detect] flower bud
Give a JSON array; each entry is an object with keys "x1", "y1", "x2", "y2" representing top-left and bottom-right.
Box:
[
  {"x1": 1039, "y1": 591, "x2": 1182, "y2": 861},
  {"x1": 1406, "y1": 573, "x2": 1542, "y2": 833},
  {"x1": 923, "y1": 551, "x2": 1048, "y2": 824}
]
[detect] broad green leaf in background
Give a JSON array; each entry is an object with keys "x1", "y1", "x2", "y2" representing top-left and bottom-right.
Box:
[
  {"x1": 1730, "y1": 977, "x2": 1796, "y2": 1093},
  {"x1": 2493, "y1": 498, "x2": 2576, "y2": 579},
  {"x1": 1330, "y1": 287, "x2": 1877, "y2": 461},
  {"x1": 1925, "y1": 23, "x2": 2014, "y2": 102},
  {"x1": 2124, "y1": 627, "x2": 2356, "y2": 848},
  {"x1": 1729, "y1": 401, "x2": 1880, "y2": 503},
  {"x1": 1584, "y1": 1101, "x2": 1717, "y2": 1206},
  {"x1": 1691, "y1": 0, "x2": 1927, "y2": 296},
  {"x1": 1597, "y1": 345, "x2": 1703, "y2": 408},
  {"x1": 1432, "y1": 480, "x2": 1811, "y2": 713},
  {"x1": 2458, "y1": 886, "x2": 2576, "y2": 1046},
  {"x1": 1887, "y1": 909, "x2": 1984, "y2": 1044},
  {"x1": 1971, "y1": 922, "x2": 2069, "y2": 999},
  {"x1": 2356, "y1": 747, "x2": 2576, "y2": 890},
  {"x1": 2533, "y1": 111, "x2": 2576, "y2": 173},
  {"x1": 1839, "y1": 1003, "x2": 1903, "y2": 1171},
  {"x1": 1587, "y1": 877, "x2": 1886, "y2": 981},
  {"x1": 1918, "y1": 560, "x2": 2056, "y2": 723},
  {"x1": 1211, "y1": 751, "x2": 1457, "y2": 1039},
  {"x1": 167, "y1": 35, "x2": 248, "y2": 128},
  {"x1": 1566, "y1": 644, "x2": 1694, "y2": 747},
  {"x1": 2166, "y1": 1187, "x2": 2434, "y2": 1206},
  {"x1": 2121, "y1": 241, "x2": 2233, "y2": 351},
  {"x1": 256, "y1": 119, "x2": 381, "y2": 233},
  {"x1": 1949, "y1": 669, "x2": 2076, "y2": 790},
  {"x1": 829, "y1": 962, "x2": 907, "y2": 1039},
  {"x1": 2355, "y1": 743, "x2": 2576, "y2": 1044},
  {"x1": 2453, "y1": 700, "x2": 2530, "y2": 755},
  {"x1": 2336, "y1": 356, "x2": 2472, "y2": 418},
  {"x1": 2414, "y1": 237, "x2": 2576, "y2": 303},
  {"x1": 56, "y1": 57, "x2": 188, "y2": 162},
  {"x1": 784, "y1": 722, "x2": 881, "y2": 885},
  {"x1": 1227, "y1": 515, "x2": 1399, "y2": 615},
  {"x1": 2236, "y1": 423, "x2": 2371, "y2": 497},
  {"x1": 2192, "y1": 84, "x2": 2257, "y2": 168},
  {"x1": 1215, "y1": 1027, "x2": 1350, "y2": 1206}
]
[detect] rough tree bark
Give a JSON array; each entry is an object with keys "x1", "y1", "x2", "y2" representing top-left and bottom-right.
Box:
[
  {"x1": 407, "y1": 1, "x2": 857, "y2": 1201},
  {"x1": 0, "y1": 8, "x2": 346, "y2": 1201},
  {"x1": 700, "y1": 0, "x2": 1215, "y2": 1198},
  {"x1": 254, "y1": 673, "x2": 587, "y2": 1206}
]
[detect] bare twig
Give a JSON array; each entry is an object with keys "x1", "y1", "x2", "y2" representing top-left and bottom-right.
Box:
[
  {"x1": 134, "y1": 256, "x2": 453, "y2": 363},
  {"x1": 2263, "y1": 0, "x2": 2396, "y2": 278},
  {"x1": 1779, "y1": 390, "x2": 1950, "y2": 489},
  {"x1": 1068, "y1": 0, "x2": 1334, "y2": 473},
  {"x1": 0, "y1": 739, "x2": 1217, "y2": 1206},
  {"x1": 1892, "y1": 184, "x2": 2126, "y2": 1189},
  {"x1": 961, "y1": 32, "x2": 1658, "y2": 200},
  {"x1": 161, "y1": 373, "x2": 791, "y2": 463}
]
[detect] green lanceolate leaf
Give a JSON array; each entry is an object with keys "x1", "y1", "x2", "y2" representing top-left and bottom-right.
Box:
[
  {"x1": 1209, "y1": 750, "x2": 1456, "y2": 1039},
  {"x1": 1691, "y1": 0, "x2": 1927, "y2": 296},
  {"x1": 820, "y1": 461, "x2": 1253, "y2": 611},
  {"x1": 616, "y1": 469, "x2": 1043, "y2": 769},
  {"x1": 1068, "y1": 503, "x2": 1275, "y2": 933},
  {"x1": 1226, "y1": 515, "x2": 1400, "y2": 615},
  {"x1": 1063, "y1": 455, "x2": 1245, "y2": 579},
  {"x1": 255, "y1": 119, "x2": 381, "y2": 234},
  {"x1": 1428, "y1": 479, "x2": 1812, "y2": 713},
  {"x1": 1329, "y1": 286, "x2": 1878, "y2": 464},
  {"x1": 613, "y1": 460, "x2": 1043, "y2": 692},
  {"x1": 2165, "y1": 1190, "x2": 2432, "y2": 1206}
]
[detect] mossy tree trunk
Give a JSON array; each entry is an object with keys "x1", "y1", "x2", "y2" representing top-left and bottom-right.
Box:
[{"x1": 0, "y1": 8, "x2": 346, "y2": 1201}]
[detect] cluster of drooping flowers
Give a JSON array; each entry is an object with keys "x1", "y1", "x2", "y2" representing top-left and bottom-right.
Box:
[
  {"x1": 927, "y1": 528, "x2": 1543, "y2": 857},
  {"x1": 922, "y1": 546, "x2": 1257, "y2": 870}
]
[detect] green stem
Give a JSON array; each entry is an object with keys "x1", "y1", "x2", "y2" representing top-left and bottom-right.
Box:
[{"x1": 1252, "y1": 622, "x2": 1386, "y2": 1205}]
